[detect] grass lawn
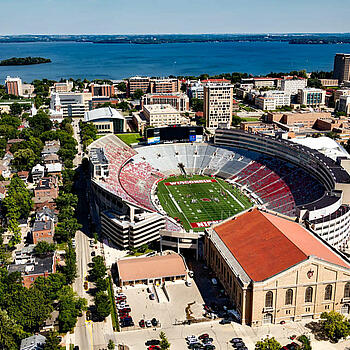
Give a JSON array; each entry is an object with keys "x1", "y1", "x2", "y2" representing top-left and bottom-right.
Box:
[
  {"x1": 116, "y1": 133, "x2": 143, "y2": 145},
  {"x1": 240, "y1": 117, "x2": 261, "y2": 122},
  {"x1": 157, "y1": 175, "x2": 251, "y2": 232}
]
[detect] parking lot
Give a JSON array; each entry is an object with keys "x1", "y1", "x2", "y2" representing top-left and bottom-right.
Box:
[{"x1": 118, "y1": 279, "x2": 205, "y2": 331}]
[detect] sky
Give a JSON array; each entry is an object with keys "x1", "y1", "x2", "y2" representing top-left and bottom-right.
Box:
[{"x1": 0, "y1": 0, "x2": 349, "y2": 35}]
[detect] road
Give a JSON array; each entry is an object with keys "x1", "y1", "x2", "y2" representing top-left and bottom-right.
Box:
[{"x1": 65, "y1": 117, "x2": 114, "y2": 349}]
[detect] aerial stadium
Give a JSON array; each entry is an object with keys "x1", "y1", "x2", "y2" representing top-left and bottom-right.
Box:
[{"x1": 88, "y1": 127, "x2": 350, "y2": 255}]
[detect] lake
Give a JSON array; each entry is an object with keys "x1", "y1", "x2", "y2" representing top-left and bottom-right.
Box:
[{"x1": 0, "y1": 41, "x2": 349, "y2": 82}]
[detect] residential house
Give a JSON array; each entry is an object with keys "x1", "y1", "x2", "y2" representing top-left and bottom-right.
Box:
[
  {"x1": 32, "y1": 220, "x2": 54, "y2": 244},
  {"x1": 20, "y1": 334, "x2": 46, "y2": 350}
]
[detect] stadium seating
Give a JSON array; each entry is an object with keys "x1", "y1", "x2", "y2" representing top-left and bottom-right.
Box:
[{"x1": 100, "y1": 140, "x2": 325, "y2": 222}]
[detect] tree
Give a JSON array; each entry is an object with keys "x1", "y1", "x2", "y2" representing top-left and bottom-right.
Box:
[
  {"x1": 96, "y1": 278, "x2": 108, "y2": 292},
  {"x1": 10, "y1": 102, "x2": 22, "y2": 116},
  {"x1": 54, "y1": 218, "x2": 81, "y2": 243},
  {"x1": 55, "y1": 193, "x2": 78, "y2": 211},
  {"x1": 255, "y1": 337, "x2": 281, "y2": 350},
  {"x1": 159, "y1": 331, "x2": 171, "y2": 350},
  {"x1": 0, "y1": 309, "x2": 28, "y2": 350},
  {"x1": 133, "y1": 89, "x2": 144, "y2": 100},
  {"x1": 90, "y1": 256, "x2": 106, "y2": 281},
  {"x1": 57, "y1": 286, "x2": 87, "y2": 333},
  {"x1": 62, "y1": 242, "x2": 77, "y2": 284},
  {"x1": 13, "y1": 148, "x2": 37, "y2": 171},
  {"x1": 107, "y1": 339, "x2": 115, "y2": 350},
  {"x1": 117, "y1": 101, "x2": 130, "y2": 112},
  {"x1": 34, "y1": 273, "x2": 66, "y2": 301},
  {"x1": 191, "y1": 98, "x2": 203, "y2": 112},
  {"x1": 94, "y1": 291, "x2": 111, "y2": 320},
  {"x1": 117, "y1": 82, "x2": 126, "y2": 92},
  {"x1": 34, "y1": 241, "x2": 56, "y2": 256},
  {"x1": 321, "y1": 311, "x2": 350, "y2": 342},
  {"x1": 28, "y1": 110, "x2": 53, "y2": 136},
  {"x1": 43, "y1": 331, "x2": 64, "y2": 350}
]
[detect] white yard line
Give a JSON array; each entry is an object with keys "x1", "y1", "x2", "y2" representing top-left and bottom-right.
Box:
[
  {"x1": 217, "y1": 180, "x2": 245, "y2": 209},
  {"x1": 165, "y1": 184, "x2": 193, "y2": 229}
]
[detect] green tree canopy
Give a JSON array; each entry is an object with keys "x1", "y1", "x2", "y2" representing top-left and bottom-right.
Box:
[
  {"x1": 255, "y1": 337, "x2": 281, "y2": 350},
  {"x1": 321, "y1": 311, "x2": 350, "y2": 342},
  {"x1": 94, "y1": 291, "x2": 111, "y2": 320},
  {"x1": 159, "y1": 331, "x2": 171, "y2": 350}
]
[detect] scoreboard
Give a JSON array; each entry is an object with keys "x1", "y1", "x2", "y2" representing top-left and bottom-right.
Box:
[{"x1": 146, "y1": 126, "x2": 204, "y2": 144}]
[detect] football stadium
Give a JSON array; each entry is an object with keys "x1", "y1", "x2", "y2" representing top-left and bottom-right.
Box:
[{"x1": 88, "y1": 127, "x2": 350, "y2": 253}]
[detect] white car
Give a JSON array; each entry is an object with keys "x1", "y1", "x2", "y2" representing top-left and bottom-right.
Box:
[
  {"x1": 116, "y1": 293, "x2": 126, "y2": 298},
  {"x1": 145, "y1": 320, "x2": 152, "y2": 327},
  {"x1": 185, "y1": 281, "x2": 192, "y2": 287},
  {"x1": 186, "y1": 335, "x2": 198, "y2": 342}
]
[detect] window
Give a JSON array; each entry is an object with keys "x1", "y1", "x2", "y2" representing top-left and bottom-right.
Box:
[
  {"x1": 286, "y1": 310, "x2": 291, "y2": 315},
  {"x1": 265, "y1": 291, "x2": 273, "y2": 308},
  {"x1": 285, "y1": 289, "x2": 293, "y2": 305},
  {"x1": 325, "y1": 285, "x2": 332, "y2": 301},
  {"x1": 305, "y1": 307, "x2": 311, "y2": 312},
  {"x1": 305, "y1": 287, "x2": 313, "y2": 303},
  {"x1": 263, "y1": 313, "x2": 273, "y2": 324},
  {"x1": 345, "y1": 283, "x2": 350, "y2": 298}
]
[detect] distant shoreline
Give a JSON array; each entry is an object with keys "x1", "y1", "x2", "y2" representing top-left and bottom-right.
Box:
[{"x1": 1, "y1": 34, "x2": 350, "y2": 45}]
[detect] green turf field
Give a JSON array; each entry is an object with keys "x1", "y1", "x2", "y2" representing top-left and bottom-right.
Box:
[{"x1": 157, "y1": 175, "x2": 252, "y2": 231}]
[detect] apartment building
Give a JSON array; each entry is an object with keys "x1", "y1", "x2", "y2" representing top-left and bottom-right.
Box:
[
  {"x1": 241, "y1": 77, "x2": 282, "y2": 89},
  {"x1": 127, "y1": 76, "x2": 150, "y2": 97},
  {"x1": 51, "y1": 80, "x2": 74, "y2": 93},
  {"x1": 143, "y1": 104, "x2": 186, "y2": 127},
  {"x1": 256, "y1": 90, "x2": 291, "y2": 110},
  {"x1": 320, "y1": 79, "x2": 339, "y2": 87},
  {"x1": 281, "y1": 78, "x2": 307, "y2": 95},
  {"x1": 5, "y1": 76, "x2": 34, "y2": 97},
  {"x1": 50, "y1": 92, "x2": 92, "y2": 118},
  {"x1": 333, "y1": 53, "x2": 350, "y2": 83},
  {"x1": 150, "y1": 78, "x2": 180, "y2": 94},
  {"x1": 255, "y1": 96, "x2": 276, "y2": 111},
  {"x1": 297, "y1": 88, "x2": 326, "y2": 107},
  {"x1": 141, "y1": 93, "x2": 189, "y2": 112},
  {"x1": 204, "y1": 84, "x2": 234, "y2": 130},
  {"x1": 89, "y1": 82, "x2": 114, "y2": 97}
]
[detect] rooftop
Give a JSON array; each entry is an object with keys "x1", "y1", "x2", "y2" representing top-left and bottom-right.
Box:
[
  {"x1": 143, "y1": 104, "x2": 180, "y2": 114},
  {"x1": 212, "y1": 208, "x2": 350, "y2": 282},
  {"x1": 117, "y1": 253, "x2": 187, "y2": 282},
  {"x1": 84, "y1": 107, "x2": 125, "y2": 122}
]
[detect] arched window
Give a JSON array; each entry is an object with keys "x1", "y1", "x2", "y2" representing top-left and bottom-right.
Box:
[
  {"x1": 345, "y1": 283, "x2": 350, "y2": 298},
  {"x1": 265, "y1": 291, "x2": 273, "y2": 308},
  {"x1": 285, "y1": 289, "x2": 293, "y2": 305},
  {"x1": 305, "y1": 287, "x2": 313, "y2": 303},
  {"x1": 324, "y1": 285, "x2": 332, "y2": 301}
]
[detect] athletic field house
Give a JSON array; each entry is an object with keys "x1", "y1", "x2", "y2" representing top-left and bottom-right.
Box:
[{"x1": 88, "y1": 128, "x2": 350, "y2": 256}]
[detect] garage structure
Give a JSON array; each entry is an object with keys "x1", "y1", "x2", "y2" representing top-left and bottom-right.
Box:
[{"x1": 116, "y1": 253, "x2": 187, "y2": 286}]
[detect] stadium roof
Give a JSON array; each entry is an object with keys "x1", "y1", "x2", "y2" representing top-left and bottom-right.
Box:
[
  {"x1": 212, "y1": 208, "x2": 350, "y2": 282},
  {"x1": 117, "y1": 254, "x2": 187, "y2": 282},
  {"x1": 84, "y1": 107, "x2": 125, "y2": 122},
  {"x1": 290, "y1": 136, "x2": 350, "y2": 161}
]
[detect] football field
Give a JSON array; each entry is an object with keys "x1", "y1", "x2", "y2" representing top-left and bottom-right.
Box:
[{"x1": 157, "y1": 175, "x2": 252, "y2": 231}]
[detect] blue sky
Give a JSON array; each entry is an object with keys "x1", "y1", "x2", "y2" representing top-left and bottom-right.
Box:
[{"x1": 0, "y1": 0, "x2": 349, "y2": 34}]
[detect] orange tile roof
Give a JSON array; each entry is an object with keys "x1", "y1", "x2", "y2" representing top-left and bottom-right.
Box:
[
  {"x1": 213, "y1": 209, "x2": 349, "y2": 282},
  {"x1": 117, "y1": 254, "x2": 187, "y2": 281}
]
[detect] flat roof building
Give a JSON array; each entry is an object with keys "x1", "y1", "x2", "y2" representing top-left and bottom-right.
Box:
[
  {"x1": 333, "y1": 53, "x2": 350, "y2": 84},
  {"x1": 84, "y1": 107, "x2": 126, "y2": 134},
  {"x1": 143, "y1": 104, "x2": 186, "y2": 127},
  {"x1": 116, "y1": 253, "x2": 187, "y2": 286}
]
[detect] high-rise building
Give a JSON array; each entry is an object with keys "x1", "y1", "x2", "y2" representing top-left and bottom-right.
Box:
[
  {"x1": 5, "y1": 76, "x2": 22, "y2": 96},
  {"x1": 333, "y1": 54, "x2": 350, "y2": 83},
  {"x1": 204, "y1": 84, "x2": 234, "y2": 131},
  {"x1": 281, "y1": 77, "x2": 307, "y2": 95},
  {"x1": 149, "y1": 78, "x2": 180, "y2": 94}
]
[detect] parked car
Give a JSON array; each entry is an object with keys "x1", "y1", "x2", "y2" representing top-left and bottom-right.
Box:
[
  {"x1": 185, "y1": 281, "x2": 192, "y2": 287},
  {"x1": 91, "y1": 251, "x2": 95, "y2": 257},
  {"x1": 219, "y1": 319, "x2": 231, "y2": 325},
  {"x1": 149, "y1": 293, "x2": 155, "y2": 300},
  {"x1": 199, "y1": 334, "x2": 209, "y2": 341},
  {"x1": 211, "y1": 278, "x2": 218, "y2": 286},
  {"x1": 86, "y1": 310, "x2": 91, "y2": 321},
  {"x1": 151, "y1": 318, "x2": 158, "y2": 326},
  {"x1": 230, "y1": 338, "x2": 243, "y2": 344},
  {"x1": 147, "y1": 287, "x2": 152, "y2": 293},
  {"x1": 145, "y1": 320, "x2": 152, "y2": 327},
  {"x1": 139, "y1": 319, "x2": 145, "y2": 328},
  {"x1": 148, "y1": 346, "x2": 160, "y2": 350},
  {"x1": 83, "y1": 281, "x2": 88, "y2": 290},
  {"x1": 145, "y1": 340, "x2": 160, "y2": 346}
]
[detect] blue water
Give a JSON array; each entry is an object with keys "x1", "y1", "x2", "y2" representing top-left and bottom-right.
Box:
[{"x1": 0, "y1": 41, "x2": 349, "y2": 82}]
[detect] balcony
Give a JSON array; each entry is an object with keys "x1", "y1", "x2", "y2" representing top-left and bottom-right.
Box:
[{"x1": 263, "y1": 307, "x2": 274, "y2": 313}]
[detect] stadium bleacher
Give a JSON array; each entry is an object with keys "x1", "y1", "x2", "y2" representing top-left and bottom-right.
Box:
[{"x1": 99, "y1": 140, "x2": 325, "y2": 219}]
